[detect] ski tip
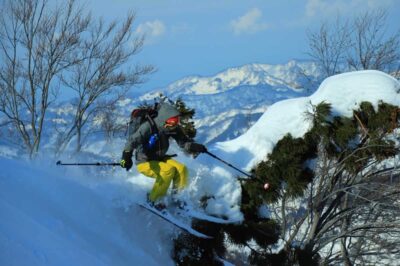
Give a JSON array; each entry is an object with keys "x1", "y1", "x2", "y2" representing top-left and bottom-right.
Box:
[
  {"x1": 56, "y1": 160, "x2": 61, "y2": 165},
  {"x1": 138, "y1": 202, "x2": 213, "y2": 239}
]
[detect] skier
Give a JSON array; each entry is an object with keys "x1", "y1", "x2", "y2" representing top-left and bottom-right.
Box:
[{"x1": 120, "y1": 101, "x2": 207, "y2": 205}]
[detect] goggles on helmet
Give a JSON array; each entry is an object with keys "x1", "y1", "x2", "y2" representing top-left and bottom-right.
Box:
[{"x1": 164, "y1": 116, "x2": 180, "y2": 128}]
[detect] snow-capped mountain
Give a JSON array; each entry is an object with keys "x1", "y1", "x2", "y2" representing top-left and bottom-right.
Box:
[
  {"x1": 142, "y1": 60, "x2": 319, "y2": 97},
  {"x1": 138, "y1": 60, "x2": 322, "y2": 144}
]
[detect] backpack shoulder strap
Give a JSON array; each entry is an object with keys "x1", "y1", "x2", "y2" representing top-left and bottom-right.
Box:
[{"x1": 145, "y1": 113, "x2": 158, "y2": 134}]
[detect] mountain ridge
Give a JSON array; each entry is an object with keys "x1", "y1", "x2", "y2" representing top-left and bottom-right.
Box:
[{"x1": 140, "y1": 60, "x2": 320, "y2": 99}]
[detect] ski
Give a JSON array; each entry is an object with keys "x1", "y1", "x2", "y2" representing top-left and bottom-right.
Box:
[
  {"x1": 138, "y1": 203, "x2": 213, "y2": 239},
  {"x1": 175, "y1": 205, "x2": 240, "y2": 224}
]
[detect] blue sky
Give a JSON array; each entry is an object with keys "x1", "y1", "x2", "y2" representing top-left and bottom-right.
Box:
[{"x1": 86, "y1": 0, "x2": 400, "y2": 92}]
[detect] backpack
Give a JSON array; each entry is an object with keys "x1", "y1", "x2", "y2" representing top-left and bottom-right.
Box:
[
  {"x1": 127, "y1": 96, "x2": 175, "y2": 135},
  {"x1": 128, "y1": 105, "x2": 158, "y2": 135},
  {"x1": 127, "y1": 104, "x2": 160, "y2": 149}
]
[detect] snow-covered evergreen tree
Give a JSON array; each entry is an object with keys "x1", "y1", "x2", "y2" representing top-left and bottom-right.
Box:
[{"x1": 172, "y1": 100, "x2": 400, "y2": 265}]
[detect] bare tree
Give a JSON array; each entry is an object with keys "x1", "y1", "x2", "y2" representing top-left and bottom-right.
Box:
[
  {"x1": 306, "y1": 17, "x2": 352, "y2": 77},
  {"x1": 298, "y1": 150, "x2": 400, "y2": 265},
  {"x1": 0, "y1": 0, "x2": 89, "y2": 157},
  {"x1": 348, "y1": 10, "x2": 400, "y2": 74},
  {"x1": 270, "y1": 104, "x2": 400, "y2": 265},
  {"x1": 90, "y1": 101, "x2": 127, "y2": 144},
  {"x1": 55, "y1": 13, "x2": 154, "y2": 153},
  {"x1": 254, "y1": 144, "x2": 400, "y2": 265},
  {"x1": 306, "y1": 9, "x2": 400, "y2": 80},
  {"x1": 0, "y1": 0, "x2": 154, "y2": 156}
]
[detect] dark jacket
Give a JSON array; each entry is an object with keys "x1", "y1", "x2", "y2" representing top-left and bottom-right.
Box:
[{"x1": 124, "y1": 102, "x2": 192, "y2": 163}]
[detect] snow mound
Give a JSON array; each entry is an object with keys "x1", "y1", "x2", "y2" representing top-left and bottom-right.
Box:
[{"x1": 216, "y1": 70, "x2": 400, "y2": 169}]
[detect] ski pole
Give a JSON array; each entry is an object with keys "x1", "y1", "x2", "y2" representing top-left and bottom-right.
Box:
[
  {"x1": 204, "y1": 151, "x2": 254, "y2": 179},
  {"x1": 56, "y1": 160, "x2": 120, "y2": 166},
  {"x1": 205, "y1": 151, "x2": 270, "y2": 190}
]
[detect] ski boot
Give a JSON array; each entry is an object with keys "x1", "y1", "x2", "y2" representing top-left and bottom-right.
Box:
[
  {"x1": 170, "y1": 189, "x2": 187, "y2": 210},
  {"x1": 146, "y1": 194, "x2": 167, "y2": 211}
]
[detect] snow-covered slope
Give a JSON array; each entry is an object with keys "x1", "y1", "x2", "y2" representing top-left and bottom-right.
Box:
[
  {"x1": 0, "y1": 158, "x2": 175, "y2": 266},
  {"x1": 216, "y1": 70, "x2": 400, "y2": 169}
]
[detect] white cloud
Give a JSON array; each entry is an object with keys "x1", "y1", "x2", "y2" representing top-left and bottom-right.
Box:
[
  {"x1": 135, "y1": 20, "x2": 166, "y2": 40},
  {"x1": 230, "y1": 8, "x2": 269, "y2": 35}
]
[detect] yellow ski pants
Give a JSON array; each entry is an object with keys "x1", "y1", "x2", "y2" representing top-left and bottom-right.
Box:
[{"x1": 136, "y1": 159, "x2": 188, "y2": 202}]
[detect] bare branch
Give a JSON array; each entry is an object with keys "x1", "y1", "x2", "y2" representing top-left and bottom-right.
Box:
[
  {"x1": 55, "y1": 12, "x2": 154, "y2": 153},
  {"x1": 306, "y1": 9, "x2": 400, "y2": 80}
]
